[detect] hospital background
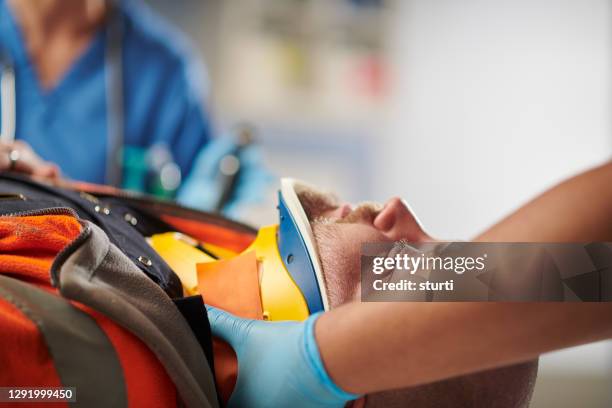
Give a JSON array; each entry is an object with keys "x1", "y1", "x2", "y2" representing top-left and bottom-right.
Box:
[{"x1": 148, "y1": 0, "x2": 612, "y2": 406}]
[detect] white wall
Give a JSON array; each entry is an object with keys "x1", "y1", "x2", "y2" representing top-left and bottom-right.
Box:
[
  {"x1": 381, "y1": 1, "x2": 612, "y2": 406},
  {"x1": 379, "y1": 0, "x2": 612, "y2": 239}
]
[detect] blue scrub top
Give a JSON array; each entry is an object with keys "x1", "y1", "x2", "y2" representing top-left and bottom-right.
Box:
[{"x1": 0, "y1": 0, "x2": 212, "y2": 186}]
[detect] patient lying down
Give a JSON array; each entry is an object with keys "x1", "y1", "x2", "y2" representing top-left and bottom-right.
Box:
[{"x1": 296, "y1": 185, "x2": 538, "y2": 408}]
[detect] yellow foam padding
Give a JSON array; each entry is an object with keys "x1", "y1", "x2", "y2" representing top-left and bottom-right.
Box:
[
  {"x1": 200, "y1": 242, "x2": 238, "y2": 260},
  {"x1": 245, "y1": 225, "x2": 310, "y2": 321},
  {"x1": 148, "y1": 232, "x2": 216, "y2": 295}
]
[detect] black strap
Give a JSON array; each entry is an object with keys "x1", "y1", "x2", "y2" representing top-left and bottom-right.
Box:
[{"x1": 0, "y1": 173, "x2": 184, "y2": 298}]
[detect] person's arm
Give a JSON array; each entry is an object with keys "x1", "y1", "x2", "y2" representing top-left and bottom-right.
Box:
[
  {"x1": 476, "y1": 161, "x2": 612, "y2": 242},
  {"x1": 207, "y1": 301, "x2": 612, "y2": 407},
  {"x1": 317, "y1": 302, "x2": 612, "y2": 395},
  {"x1": 314, "y1": 160, "x2": 611, "y2": 394}
]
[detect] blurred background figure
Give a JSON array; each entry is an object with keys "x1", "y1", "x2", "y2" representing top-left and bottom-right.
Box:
[
  {"x1": 0, "y1": 0, "x2": 271, "y2": 220},
  {"x1": 150, "y1": 0, "x2": 611, "y2": 406}
]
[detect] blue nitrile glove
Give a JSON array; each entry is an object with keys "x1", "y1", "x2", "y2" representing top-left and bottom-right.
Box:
[{"x1": 206, "y1": 306, "x2": 360, "y2": 408}]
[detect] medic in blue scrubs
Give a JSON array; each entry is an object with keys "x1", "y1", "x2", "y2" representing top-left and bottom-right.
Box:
[{"x1": 0, "y1": 0, "x2": 270, "y2": 215}]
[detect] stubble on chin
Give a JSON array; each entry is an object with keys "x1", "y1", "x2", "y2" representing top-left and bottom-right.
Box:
[{"x1": 312, "y1": 224, "x2": 362, "y2": 309}]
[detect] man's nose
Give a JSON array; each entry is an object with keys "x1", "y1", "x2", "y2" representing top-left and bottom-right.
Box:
[{"x1": 373, "y1": 197, "x2": 429, "y2": 241}]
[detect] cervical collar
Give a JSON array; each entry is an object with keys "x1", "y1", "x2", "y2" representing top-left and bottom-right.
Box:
[
  {"x1": 277, "y1": 178, "x2": 329, "y2": 313},
  {"x1": 151, "y1": 178, "x2": 330, "y2": 321}
]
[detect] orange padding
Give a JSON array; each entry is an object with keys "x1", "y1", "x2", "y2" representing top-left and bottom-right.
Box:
[
  {"x1": 0, "y1": 299, "x2": 66, "y2": 408},
  {"x1": 197, "y1": 251, "x2": 263, "y2": 404},
  {"x1": 0, "y1": 215, "x2": 82, "y2": 285},
  {"x1": 0, "y1": 215, "x2": 177, "y2": 408}
]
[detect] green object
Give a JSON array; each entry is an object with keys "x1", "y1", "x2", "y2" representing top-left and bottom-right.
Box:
[
  {"x1": 121, "y1": 146, "x2": 148, "y2": 193},
  {"x1": 121, "y1": 144, "x2": 181, "y2": 199}
]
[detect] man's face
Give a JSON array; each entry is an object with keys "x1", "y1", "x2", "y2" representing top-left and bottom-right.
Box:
[
  {"x1": 296, "y1": 185, "x2": 432, "y2": 308},
  {"x1": 294, "y1": 184, "x2": 538, "y2": 408}
]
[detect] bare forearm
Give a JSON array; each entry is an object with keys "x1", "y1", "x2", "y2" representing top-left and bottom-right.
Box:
[
  {"x1": 316, "y1": 302, "x2": 612, "y2": 395},
  {"x1": 316, "y1": 163, "x2": 612, "y2": 396},
  {"x1": 476, "y1": 161, "x2": 612, "y2": 242}
]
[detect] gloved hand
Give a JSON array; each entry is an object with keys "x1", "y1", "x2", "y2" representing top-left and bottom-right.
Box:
[{"x1": 206, "y1": 306, "x2": 360, "y2": 408}]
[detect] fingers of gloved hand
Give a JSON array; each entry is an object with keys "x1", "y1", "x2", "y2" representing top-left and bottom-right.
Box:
[{"x1": 206, "y1": 305, "x2": 253, "y2": 349}]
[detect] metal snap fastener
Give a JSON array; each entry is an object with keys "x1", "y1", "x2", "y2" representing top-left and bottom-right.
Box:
[
  {"x1": 138, "y1": 256, "x2": 152, "y2": 267},
  {"x1": 94, "y1": 205, "x2": 111, "y2": 215},
  {"x1": 124, "y1": 213, "x2": 138, "y2": 226},
  {"x1": 80, "y1": 192, "x2": 99, "y2": 203}
]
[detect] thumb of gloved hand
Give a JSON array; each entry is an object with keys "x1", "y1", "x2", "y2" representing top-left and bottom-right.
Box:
[
  {"x1": 206, "y1": 305, "x2": 254, "y2": 350},
  {"x1": 205, "y1": 306, "x2": 359, "y2": 408}
]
